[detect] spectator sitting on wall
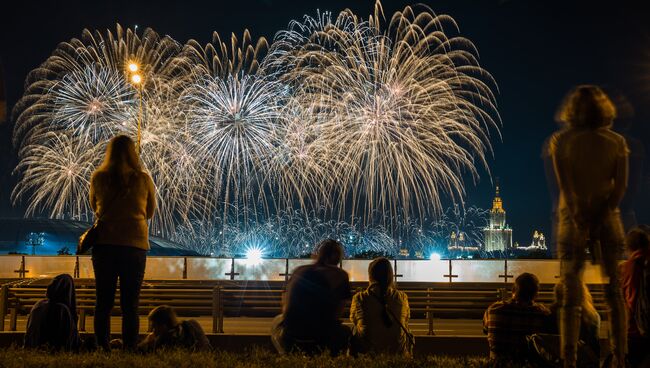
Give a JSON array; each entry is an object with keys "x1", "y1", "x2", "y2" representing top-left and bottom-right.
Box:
[
  {"x1": 271, "y1": 239, "x2": 352, "y2": 356},
  {"x1": 131, "y1": 305, "x2": 211, "y2": 352},
  {"x1": 24, "y1": 274, "x2": 80, "y2": 351},
  {"x1": 483, "y1": 272, "x2": 550, "y2": 364}
]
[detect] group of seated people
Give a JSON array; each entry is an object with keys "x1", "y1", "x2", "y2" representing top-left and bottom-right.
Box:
[
  {"x1": 271, "y1": 233, "x2": 649, "y2": 367},
  {"x1": 483, "y1": 226, "x2": 650, "y2": 367},
  {"x1": 21, "y1": 230, "x2": 650, "y2": 366},
  {"x1": 24, "y1": 278, "x2": 211, "y2": 352},
  {"x1": 270, "y1": 239, "x2": 413, "y2": 357}
]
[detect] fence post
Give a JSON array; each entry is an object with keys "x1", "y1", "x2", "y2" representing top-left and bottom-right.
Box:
[
  {"x1": 426, "y1": 287, "x2": 435, "y2": 335},
  {"x1": 212, "y1": 285, "x2": 218, "y2": 333},
  {"x1": 212, "y1": 285, "x2": 224, "y2": 333},
  {"x1": 182, "y1": 257, "x2": 187, "y2": 280},
  {"x1": 14, "y1": 256, "x2": 28, "y2": 278},
  {"x1": 9, "y1": 307, "x2": 17, "y2": 331},
  {"x1": 79, "y1": 309, "x2": 86, "y2": 331},
  {"x1": 74, "y1": 256, "x2": 80, "y2": 278},
  {"x1": 0, "y1": 285, "x2": 8, "y2": 331},
  {"x1": 218, "y1": 286, "x2": 224, "y2": 333}
]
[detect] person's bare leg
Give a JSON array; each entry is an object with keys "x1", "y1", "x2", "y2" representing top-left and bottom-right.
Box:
[
  {"x1": 559, "y1": 241, "x2": 586, "y2": 368},
  {"x1": 601, "y1": 216, "x2": 628, "y2": 367}
]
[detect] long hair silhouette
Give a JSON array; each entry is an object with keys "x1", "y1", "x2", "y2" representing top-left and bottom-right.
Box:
[
  {"x1": 96, "y1": 135, "x2": 141, "y2": 188},
  {"x1": 368, "y1": 257, "x2": 394, "y2": 327},
  {"x1": 555, "y1": 85, "x2": 617, "y2": 129}
]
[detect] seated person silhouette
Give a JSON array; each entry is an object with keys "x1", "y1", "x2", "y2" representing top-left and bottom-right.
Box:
[
  {"x1": 546, "y1": 282, "x2": 601, "y2": 361},
  {"x1": 136, "y1": 305, "x2": 211, "y2": 352},
  {"x1": 271, "y1": 239, "x2": 352, "y2": 356},
  {"x1": 350, "y1": 257, "x2": 413, "y2": 356},
  {"x1": 483, "y1": 272, "x2": 550, "y2": 364},
  {"x1": 527, "y1": 282, "x2": 601, "y2": 367},
  {"x1": 24, "y1": 274, "x2": 80, "y2": 351}
]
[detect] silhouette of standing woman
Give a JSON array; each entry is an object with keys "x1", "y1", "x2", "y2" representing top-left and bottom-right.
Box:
[
  {"x1": 550, "y1": 86, "x2": 628, "y2": 368},
  {"x1": 90, "y1": 135, "x2": 156, "y2": 350}
]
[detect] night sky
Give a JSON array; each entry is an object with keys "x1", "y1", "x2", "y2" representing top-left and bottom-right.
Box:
[{"x1": 1, "y1": 0, "x2": 649, "y2": 245}]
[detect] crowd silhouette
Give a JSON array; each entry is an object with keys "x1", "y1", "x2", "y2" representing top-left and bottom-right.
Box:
[{"x1": 19, "y1": 89, "x2": 650, "y2": 367}]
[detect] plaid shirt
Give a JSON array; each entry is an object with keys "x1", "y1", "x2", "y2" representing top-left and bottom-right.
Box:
[{"x1": 483, "y1": 299, "x2": 551, "y2": 359}]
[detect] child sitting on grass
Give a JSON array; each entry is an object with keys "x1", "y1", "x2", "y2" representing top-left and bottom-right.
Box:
[{"x1": 137, "y1": 305, "x2": 211, "y2": 352}]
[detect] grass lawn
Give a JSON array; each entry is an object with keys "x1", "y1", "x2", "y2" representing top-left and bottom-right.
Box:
[{"x1": 0, "y1": 347, "x2": 532, "y2": 368}]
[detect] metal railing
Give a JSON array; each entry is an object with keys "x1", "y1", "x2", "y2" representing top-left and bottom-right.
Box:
[{"x1": 0, "y1": 255, "x2": 612, "y2": 284}]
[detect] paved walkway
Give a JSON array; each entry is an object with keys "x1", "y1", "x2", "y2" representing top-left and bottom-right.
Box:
[{"x1": 7, "y1": 316, "x2": 611, "y2": 337}]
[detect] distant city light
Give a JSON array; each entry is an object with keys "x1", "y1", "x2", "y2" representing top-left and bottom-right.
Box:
[
  {"x1": 429, "y1": 252, "x2": 441, "y2": 261},
  {"x1": 244, "y1": 246, "x2": 264, "y2": 266}
]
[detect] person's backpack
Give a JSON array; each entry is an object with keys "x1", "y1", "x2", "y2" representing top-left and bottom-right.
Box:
[{"x1": 634, "y1": 258, "x2": 650, "y2": 336}]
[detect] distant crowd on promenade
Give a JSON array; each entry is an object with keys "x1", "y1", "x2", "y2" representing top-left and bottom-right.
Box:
[{"x1": 18, "y1": 85, "x2": 650, "y2": 368}]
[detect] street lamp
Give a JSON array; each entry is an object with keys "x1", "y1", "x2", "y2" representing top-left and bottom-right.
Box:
[
  {"x1": 126, "y1": 62, "x2": 143, "y2": 153},
  {"x1": 131, "y1": 74, "x2": 142, "y2": 85},
  {"x1": 128, "y1": 62, "x2": 139, "y2": 73}
]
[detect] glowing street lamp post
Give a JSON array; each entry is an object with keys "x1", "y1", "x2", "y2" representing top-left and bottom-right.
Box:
[{"x1": 127, "y1": 62, "x2": 143, "y2": 153}]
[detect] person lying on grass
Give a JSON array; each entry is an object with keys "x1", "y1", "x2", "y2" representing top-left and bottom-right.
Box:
[
  {"x1": 138, "y1": 305, "x2": 211, "y2": 352},
  {"x1": 111, "y1": 305, "x2": 211, "y2": 352}
]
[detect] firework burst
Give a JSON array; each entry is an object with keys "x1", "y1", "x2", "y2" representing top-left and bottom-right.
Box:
[
  {"x1": 272, "y1": 2, "x2": 499, "y2": 227},
  {"x1": 12, "y1": 133, "x2": 102, "y2": 219},
  {"x1": 13, "y1": 24, "x2": 180, "y2": 145},
  {"x1": 49, "y1": 64, "x2": 135, "y2": 143},
  {"x1": 177, "y1": 30, "x2": 289, "y2": 225},
  {"x1": 13, "y1": 2, "x2": 500, "y2": 254},
  {"x1": 12, "y1": 25, "x2": 187, "y2": 235}
]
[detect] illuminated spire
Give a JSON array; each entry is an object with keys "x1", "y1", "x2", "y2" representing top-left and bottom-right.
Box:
[{"x1": 491, "y1": 180, "x2": 504, "y2": 213}]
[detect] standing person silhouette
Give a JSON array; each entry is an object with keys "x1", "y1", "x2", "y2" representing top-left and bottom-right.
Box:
[
  {"x1": 550, "y1": 85, "x2": 628, "y2": 368},
  {"x1": 90, "y1": 135, "x2": 156, "y2": 351}
]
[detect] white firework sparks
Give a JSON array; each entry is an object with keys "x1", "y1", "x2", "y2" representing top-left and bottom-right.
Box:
[
  {"x1": 13, "y1": 2, "x2": 500, "y2": 253},
  {"x1": 12, "y1": 133, "x2": 102, "y2": 219},
  {"x1": 49, "y1": 64, "x2": 135, "y2": 143},
  {"x1": 271, "y1": 2, "x2": 499, "y2": 227},
  {"x1": 178, "y1": 30, "x2": 289, "y2": 224}
]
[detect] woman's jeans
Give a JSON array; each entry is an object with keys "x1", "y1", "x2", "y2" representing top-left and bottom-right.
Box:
[{"x1": 92, "y1": 244, "x2": 146, "y2": 350}]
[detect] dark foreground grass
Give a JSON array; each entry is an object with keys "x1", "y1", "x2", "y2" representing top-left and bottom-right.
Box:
[{"x1": 0, "y1": 347, "x2": 535, "y2": 368}]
